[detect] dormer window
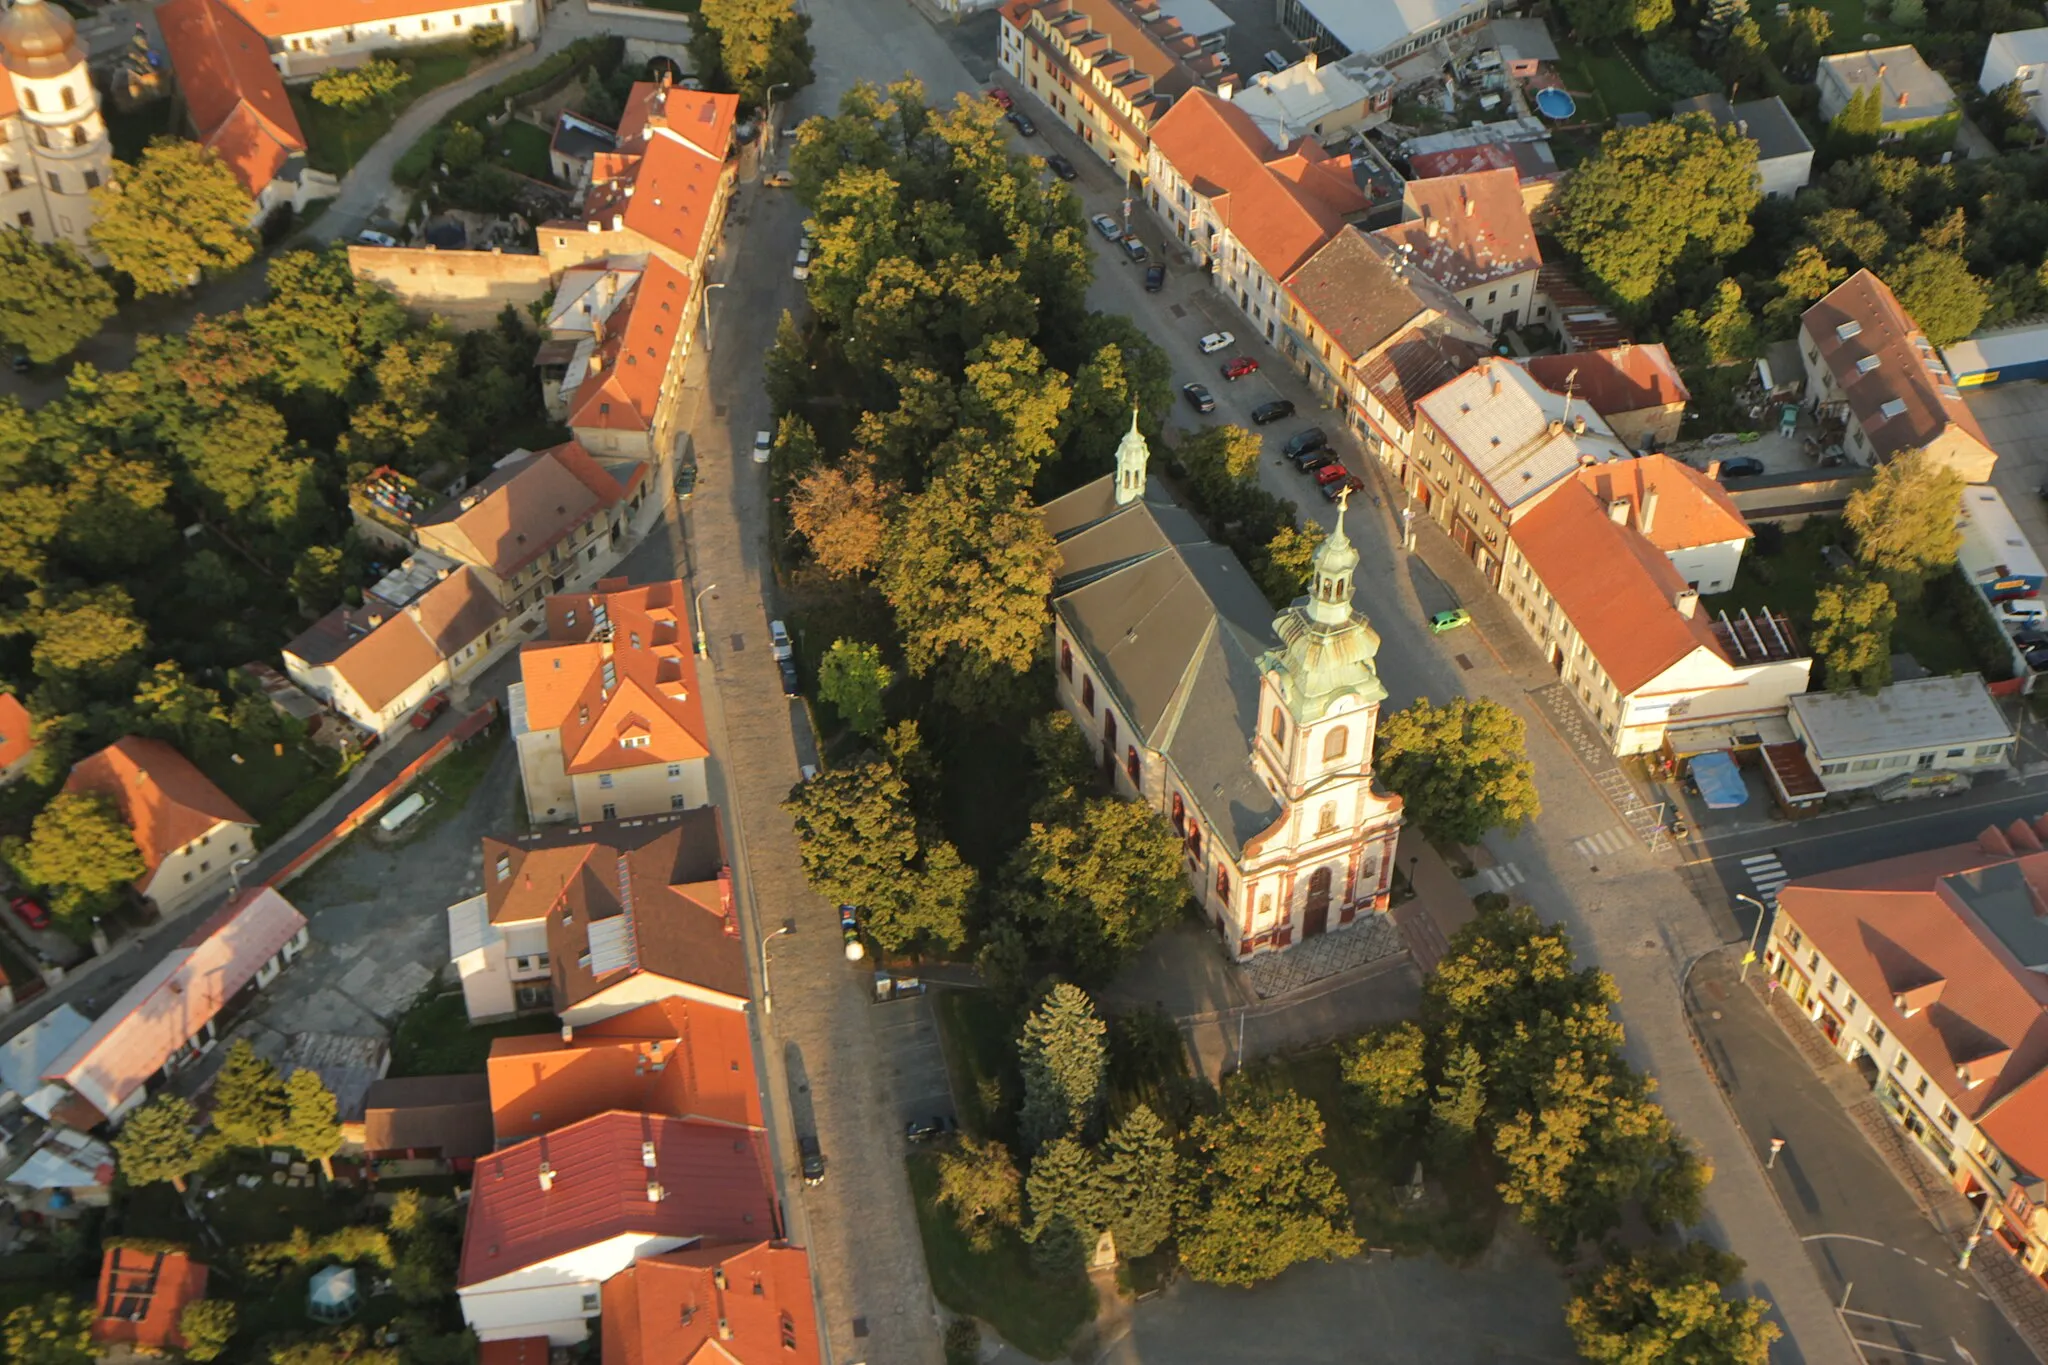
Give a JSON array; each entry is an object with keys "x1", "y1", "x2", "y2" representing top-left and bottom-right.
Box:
[
  {"x1": 1836, "y1": 320, "x2": 1862, "y2": 341},
  {"x1": 620, "y1": 734, "x2": 651, "y2": 749},
  {"x1": 1855, "y1": 355, "x2": 1880, "y2": 374}
]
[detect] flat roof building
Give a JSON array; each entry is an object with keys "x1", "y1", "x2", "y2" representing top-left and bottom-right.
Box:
[{"x1": 1787, "y1": 675, "x2": 2014, "y2": 797}]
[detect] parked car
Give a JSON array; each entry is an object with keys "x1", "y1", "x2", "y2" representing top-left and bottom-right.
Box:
[
  {"x1": 9, "y1": 895, "x2": 50, "y2": 931},
  {"x1": 986, "y1": 86, "x2": 1014, "y2": 109},
  {"x1": 1182, "y1": 382, "x2": 1216, "y2": 413},
  {"x1": 410, "y1": 691, "x2": 451, "y2": 730},
  {"x1": 1045, "y1": 153, "x2": 1078, "y2": 180},
  {"x1": 9, "y1": 353, "x2": 27, "y2": 375},
  {"x1": 1295, "y1": 451, "x2": 1335, "y2": 474},
  {"x1": 792, "y1": 246, "x2": 811, "y2": 280},
  {"x1": 1283, "y1": 427, "x2": 1329, "y2": 457},
  {"x1": 906, "y1": 1116, "x2": 955, "y2": 1143},
  {"x1": 2028, "y1": 645, "x2": 2048, "y2": 673},
  {"x1": 1145, "y1": 264, "x2": 1166, "y2": 292},
  {"x1": 1091, "y1": 214, "x2": 1124, "y2": 242},
  {"x1": 1322, "y1": 473, "x2": 1365, "y2": 501},
  {"x1": 1263, "y1": 48, "x2": 1290, "y2": 72},
  {"x1": 1197, "y1": 330, "x2": 1235, "y2": 354},
  {"x1": 1252, "y1": 400, "x2": 1296, "y2": 425},
  {"x1": 355, "y1": 230, "x2": 398, "y2": 247},
  {"x1": 674, "y1": 463, "x2": 697, "y2": 499},
  {"x1": 1220, "y1": 356, "x2": 1258, "y2": 380},
  {"x1": 1121, "y1": 237, "x2": 1148, "y2": 263},
  {"x1": 1314, "y1": 462, "x2": 1350, "y2": 487},
  {"x1": 1008, "y1": 110, "x2": 1037, "y2": 135},
  {"x1": 1716, "y1": 456, "x2": 1765, "y2": 480},
  {"x1": 2012, "y1": 625, "x2": 2048, "y2": 648},
  {"x1": 769, "y1": 619, "x2": 794, "y2": 660},
  {"x1": 763, "y1": 171, "x2": 795, "y2": 188},
  {"x1": 779, "y1": 656, "x2": 801, "y2": 698},
  {"x1": 799, "y1": 1135, "x2": 826, "y2": 1186},
  {"x1": 1429, "y1": 608, "x2": 1472, "y2": 634}
]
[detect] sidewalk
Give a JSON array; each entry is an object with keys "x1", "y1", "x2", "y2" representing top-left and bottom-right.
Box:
[
  {"x1": 1390, "y1": 826, "x2": 1478, "y2": 972},
  {"x1": 1685, "y1": 944, "x2": 2044, "y2": 1364}
]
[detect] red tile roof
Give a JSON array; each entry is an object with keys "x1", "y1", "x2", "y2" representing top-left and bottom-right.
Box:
[
  {"x1": 458, "y1": 1111, "x2": 777, "y2": 1288},
  {"x1": 0, "y1": 693, "x2": 31, "y2": 773},
  {"x1": 477, "y1": 1338, "x2": 551, "y2": 1365},
  {"x1": 92, "y1": 1247, "x2": 208, "y2": 1351},
  {"x1": 603, "y1": 1243, "x2": 819, "y2": 1365},
  {"x1": 1802, "y1": 268, "x2": 1992, "y2": 462},
  {"x1": 185, "y1": 0, "x2": 483, "y2": 37},
  {"x1": 567, "y1": 257, "x2": 692, "y2": 433},
  {"x1": 156, "y1": 0, "x2": 306, "y2": 197},
  {"x1": 65, "y1": 737, "x2": 253, "y2": 875},
  {"x1": 1355, "y1": 327, "x2": 1488, "y2": 434},
  {"x1": 1374, "y1": 168, "x2": 1539, "y2": 293},
  {"x1": 558, "y1": 83, "x2": 738, "y2": 268},
  {"x1": 517, "y1": 577, "x2": 707, "y2": 774},
  {"x1": 1148, "y1": 91, "x2": 1356, "y2": 281},
  {"x1": 998, "y1": 0, "x2": 1224, "y2": 123},
  {"x1": 489, "y1": 998, "x2": 763, "y2": 1144},
  {"x1": 1523, "y1": 344, "x2": 1689, "y2": 426}
]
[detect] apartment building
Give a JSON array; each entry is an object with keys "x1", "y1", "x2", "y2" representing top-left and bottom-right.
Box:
[{"x1": 1373, "y1": 168, "x2": 1539, "y2": 335}]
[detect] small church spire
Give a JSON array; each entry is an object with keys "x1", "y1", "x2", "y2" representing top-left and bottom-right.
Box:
[
  {"x1": 1308, "y1": 491, "x2": 1361, "y2": 626},
  {"x1": 1114, "y1": 407, "x2": 1148, "y2": 506}
]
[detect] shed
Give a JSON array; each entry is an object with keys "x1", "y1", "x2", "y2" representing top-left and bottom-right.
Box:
[
  {"x1": 308, "y1": 1266, "x2": 359, "y2": 1322},
  {"x1": 362, "y1": 1073, "x2": 493, "y2": 1162}
]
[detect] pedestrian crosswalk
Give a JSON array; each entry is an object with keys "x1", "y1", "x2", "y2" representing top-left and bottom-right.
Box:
[
  {"x1": 1741, "y1": 852, "x2": 1789, "y2": 907},
  {"x1": 1572, "y1": 827, "x2": 1634, "y2": 860},
  {"x1": 1471, "y1": 863, "x2": 1527, "y2": 894}
]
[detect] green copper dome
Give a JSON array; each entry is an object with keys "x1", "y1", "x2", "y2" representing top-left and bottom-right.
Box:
[{"x1": 1261, "y1": 494, "x2": 1385, "y2": 723}]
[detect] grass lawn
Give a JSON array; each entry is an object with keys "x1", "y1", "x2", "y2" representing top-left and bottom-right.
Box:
[
  {"x1": 492, "y1": 119, "x2": 555, "y2": 180},
  {"x1": 905, "y1": 1153, "x2": 1095, "y2": 1361},
  {"x1": 932, "y1": 988, "x2": 1020, "y2": 1145},
  {"x1": 1235, "y1": 1047, "x2": 1500, "y2": 1265},
  {"x1": 291, "y1": 50, "x2": 479, "y2": 174},
  {"x1": 1554, "y1": 39, "x2": 1663, "y2": 121},
  {"x1": 387, "y1": 988, "x2": 557, "y2": 1076},
  {"x1": 200, "y1": 742, "x2": 348, "y2": 849}
]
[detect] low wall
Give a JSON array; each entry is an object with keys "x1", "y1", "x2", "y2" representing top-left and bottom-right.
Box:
[
  {"x1": 588, "y1": 0, "x2": 693, "y2": 25},
  {"x1": 1722, "y1": 470, "x2": 1873, "y2": 527},
  {"x1": 348, "y1": 245, "x2": 555, "y2": 327}
]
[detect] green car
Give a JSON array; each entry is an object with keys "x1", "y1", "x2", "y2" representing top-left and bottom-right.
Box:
[{"x1": 1429, "y1": 608, "x2": 1471, "y2": 634}]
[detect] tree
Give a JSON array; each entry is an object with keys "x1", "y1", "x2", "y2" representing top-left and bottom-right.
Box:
[
  {"x1": 178, "y1": 1301, "x2": 239, "y2": 1363},
  {"x1": 1018, "y1": 983, "x2": 1107, "y2": 1150},
  {"x1": 1828, "y1": 85, "x2": 1883, "y2": 158},
  {"x1": 1552, "y1": 116, "x2": 1760, "y2": 311},
  {"x1": 1340, "y1": 1021, "x2": 1429, "y2": 1140},
  {"x1": 1012, "y1": 795, "x2": 1186, "y2": 978},
  {"x1": 21, "y1": 585, "x2": 149, "y2": 690},
  {"x1": 933, "y1": 1136, "x2": 1022, "y2": 1250},
  {"x1": 1374, "y1": 698, "x2": 1541, "y2": 846},
  {"x1": 790, "y1": 453, "x2": 898, "y2": 576},
  {"x1": 1562, "y1": 0, "x2": 1670, "y2": 35},
  {"x1": 210, "y1": 1040, "x2": 288, "y2": 1149},
  {"x1": 1024, "y1": 1136, "x2": 1106, "y2": 1272},
  {"x1": 1177, "y1": 424, "x2": 1263, "y2": 506},
  {"x1": 1099, "y1": 1104, "x2": 1179, "y2": 1259},
  {"x1": 440, "y1": 122, "x2": 485, "y2": 172},
  {"x1": 1256, "y1": 520, "x2": 1320, "y2": 608},
  {"x1": 269, "y1": 1326, "x2": 400, "y2": 1365},
  {"x1": 1763, "y1": 244, "x2": 1843, "y2": 333},
  {"x1": 1886, "y1": 245, "x2": 1990, "y2": 348},
  {"x1": 2, "y1": 1295, "x2": 92, "y2": 1365},
  {"x1": 468, "y1": 20, "x2": 509, "y2": 54},
  {"x1": 310, "y1": 58, "x2": 407, "y2": 109},
  {"x1": 113, "y1": 1095, "x2": 204, "y2": 1193},
  {"x1": 1431, "y1": 1041, "x2": 1488, "y2": 1157},
  {"x1": 1025, "y1": 710, "x2": 1098, "y2": 801},
  {"x1": 1177, "y1": 1089, "x2": 1362, "y2": 1287},
  {"x1": 133, "y1": 662, "x2": 229, "y2": 750},
  {"x1": 1567, "y1": 1242, "x2": 1780, "y2": 1365},
  {"x1": 690, "y1": 0, "x2": 814, "y2": 107},
  {"x1": 879, "y1": 473, "x2": 1056, "y2": 682},
  {"x1": 1812, "y1": 572, "x2": 1895, "y2": 694},
  {"x1": 1843, "y1": 449, "x2": 1964, "y2": 584},
  {"x1": 91, "y1": 139, "x2": 256, "y2": 296},
  {"x1": 17, "y1": 792, "x2": 143, "y2": 924},
  {"x1": 283, "y1": 1068, "x2": 344, "y2": 1178},
  {"x1": 1697, "y1": 279, "x2": 1758, "y2": 365},
  {"x1": 1775, "y1": 6, "x2": 1831, "y2": 77},
  {"x1": 817, "y1": 639, "x2": 893, "y2": 736},
  {"x1": 782, "y1": 761, "x2": 974, "y2": 953},
  {"x1": 0, "y1": 230, "x2": 116, "y2": 363}
]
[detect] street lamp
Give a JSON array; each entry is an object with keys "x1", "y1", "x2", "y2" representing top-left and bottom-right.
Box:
[
  {"x1": 1961, "y1": 1201, "x2": 1993, "y2": 1269},
  {"x1": 701, "y1": 281, "x2": 728, "y2": 353},
  {"x1": 760, "y1": 922, "x2": 793, "y2": 1016},
  {"x1": 1736, "y1": 893, "x2": 1770, "y2": 984},
  {"x1": 693, "y1": 581, "x2": 718, "y2": 657},
  {"x1": 230, "y1": 858, "x2": 253, "y2": 894},
  {"x1": 1766, "y1": 1137, "x2": 1785, "y2": 1169}
]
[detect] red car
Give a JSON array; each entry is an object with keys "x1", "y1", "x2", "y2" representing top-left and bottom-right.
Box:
[
  {"x1": 1315, "y1": 462, "x2": 1351, "y2": 486},
  {"x1": 10, "y1": 895, "x2": 50, "y2": 930},
  {"x1": 410, "y1": 691, "x2": 451, "y2": 730},
  {"x1": 1220, "y1": 356, "x2": 1259, "y2": 380},
  {"x1": 986, "y1": 87, "x2": 1014, "y2": 110}
]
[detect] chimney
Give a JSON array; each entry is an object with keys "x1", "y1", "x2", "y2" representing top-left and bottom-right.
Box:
[
  {"x1": 1878, "y1": 62, "x2": 1888, "y2": 77},
  {"x1": 538, "y1": 1162, "x2": 555, "y2": 1192},
  {"x1": 1674, "y1": 588, "x2": 1699, "y2": 619},
  {"x1": 1462, "y1": 186, "x2": 1474, "y2": 216},
  {"x1": 642, "y1": 1140, "x2": 658, "y2": 1168},
  {"x1": 1607, "y1": 499, "x2": 1630, "y2": 524},
  {"x1": 646, "y1": 1180, "x2": 666, "y2": 1202},
  {"x1": 1548, "y1": 418, "x2": 1565, "y2": 435},
  {"x1": 1897, "y1": 90, "x2": 1909, "y2": 107},
  {"x1": 560, "y1": 1023, "x2": 573, "y2": 1043},
  {"x1": 611, "y1": 213, "x2": 624, "y2": 231},
  {"x1": 1303, "y1": 50, "x2": 1319, "y2": 71},
  {"x1": 1705, "y1": 459, "x2": 1723, "y2": 481},
  {"x1": 1639, "y1": 488, "x2": 1659, "y2": 536},
  {"x1": 405, "y1": 602, "x2": 423, "y2": 622},
  {"x1": 717, "y1": 1320, "x2": 733, "y2": 1342}
]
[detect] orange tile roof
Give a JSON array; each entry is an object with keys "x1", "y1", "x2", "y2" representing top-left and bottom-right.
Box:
[
  {"x1": 1569, "y1": 455, "x2": 1751, "y2": 555},
  {"x1": 1147, "y1": 91, "x2": 1353, "y2": 281},
  {"x1": 1803, "y1": 268, "x2": 1992, "y2": 462},
  {"x1": 285, "y1": 567, "x2": 503, "y2": 713},
  {"x1": 1524, "y1": 344, "x2": 1690, "y2": 426},
  {"x1": 192, "y1": 0, "x2": 481, "y2": 37},
  {"x1": 0, "y1": 693, "x2": 31, "y2": 772},
  {"x1": 517, "y1": 577, "x2": 707, "y2": 773},
  {"x1": 458, "y1": 1112, "x2": 777, "y2": 1288},
  {"x1": 489, "y1": 999, "x2": 763, "y2": 1145},
  {"x1": 603, "y1": 1243, "x2": 819, "y2": 1365},
  {"x1": 1373, "y1": 168, "x2": 1539, "y2": 293},
  {"x1": 566, "y1": 257, "x2": 692, "y2": 433},
  {"x1": 555, "y1": 83, "x2": 737, "y2": 268},
  {"x1": 999, "y1": 0, "x2": 1223, "y2": 121},
  {"x1": 65, "y1": 736, "x2": 253, "y2": 874},
  {"x1": 1510, "y1": 475, "x2": 1722, "y2": 695},
  {"x1": 417, "y1": 441, "x2": 644, "y2": 580},
  {"x1": 92, "y1": 1247, "x2": 208, "y2": 1351},
  {"x1": 156, "y1": 0, "x2": 306, "y2": 196}
]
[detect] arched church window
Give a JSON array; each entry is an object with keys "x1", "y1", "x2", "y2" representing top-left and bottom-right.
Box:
[
  {"x1": 1187, "y1": 823, "x2": 1203, "y2": 864},
  {"x1": 71, "y1": 126, "x2": 86, "y2": 146},
  {"x1": 1323, "y1": 726, "x2": 1348, "y2": 762},
  {"x1": 1059, "y1": 638, "x2": 1072, "y2": 679},
  {"x1": 1215, "y1": 865, "x2": 1231, "y2": 903},
  {"x1": 1125, "y1": 745, "x2": 1141, "y2": 789},
  {"x1": 61, "y1": 87, "x2": 76, "y2": 111},
  {"x1": 1269, "y1": 706, "x2": 1286, "y2": 744},
  {"x1": 1170, "y1": 792, "x2": 1185, "y2": 834},
  {"x1": 1081, "y1": 676, "x2": 1094, "y2": 715}
]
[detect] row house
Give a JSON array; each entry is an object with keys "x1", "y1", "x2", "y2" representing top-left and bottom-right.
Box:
[
  {"x1": 546, "y1": 257, "x2": 695, "y2": 462},
  {"x1": 1763, "y1": 825, "x2": 2048, "y2": 1292},
  {"x1": 1372, "y1": 168, "x2": 1540, "y2": 335},
  {"x1": 65, "y1": 737, "x2": 257, "y2": 919},
  {"x1": 1144, "y1": 89, "x2": 1368, "y2": 348},
  {"x1": 997, "y1": 0, "x2": 1227, "y2": 186},
  {"x1": 1524, "y1": 344, "x2": 1690, "y2": 454},
  {"x1": 1039, "y1": 419, "x2": 1403, "y2": 961},
  {"x1": 243, "y1": 0, "x2": 540, "y2": 77}
]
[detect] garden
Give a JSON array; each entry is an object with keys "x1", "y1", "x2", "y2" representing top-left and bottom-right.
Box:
[{"x1": 289, "y1": 40, "x2": 493, "y2": 174}]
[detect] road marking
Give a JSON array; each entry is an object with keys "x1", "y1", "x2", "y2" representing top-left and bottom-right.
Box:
[
  {"x1": 1850, "y1": 1342, "x2": 1946, "y2": 1363},
  {"x1": 1470, "y1": 864, "x2": 1526, "y2": 893},
  {"x1": 1804, "y1": 1233, "x2": 1891, "y2": 1248},
  {"x1": 1572, "y1": 827, "x2": 1632, "y2": 859},
  {"x1": 1842, "y1": 1309, "x2": 1924, "y2": 1329},
  {"x1": 1739, "y1": 851, "x2": 1788, "y2": 906}
]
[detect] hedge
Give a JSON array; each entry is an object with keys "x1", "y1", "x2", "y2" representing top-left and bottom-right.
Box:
[{"x1": 394, "y1": 35, "x2": 622, "y2": 187}]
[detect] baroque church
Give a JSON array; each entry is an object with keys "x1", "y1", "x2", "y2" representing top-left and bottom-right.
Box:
[
  {"x1": 0, "y1": 0, "x2": 115, "y2": 255},
  {"x1": 1041, "y1": 413, "x2": 1405, "y2": 961}
]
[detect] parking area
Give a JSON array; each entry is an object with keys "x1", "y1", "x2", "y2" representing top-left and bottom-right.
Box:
[{"x1": 872, "y1": 993, "x2": 956, "y2": 1138}]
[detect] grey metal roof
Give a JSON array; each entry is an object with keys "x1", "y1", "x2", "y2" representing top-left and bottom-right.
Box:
[
  {"x1": 1670, "y1": 94, "x2": 1812, "y2": 163},
  {"x1": 1791, "y1": 675, "x2": 2013, "y2": 761},
  {"x1": 1943, "y1": 861, "x2": 2048, "y2": 972}
]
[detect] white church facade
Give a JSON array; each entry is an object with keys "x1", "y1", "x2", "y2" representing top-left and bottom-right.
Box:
[
  {"x1": 0, "y1": 0, "x2": 115, "y2": 255},
  {"x1": 1042, "y1": 415, "x2": 1405, "y2": 961}
]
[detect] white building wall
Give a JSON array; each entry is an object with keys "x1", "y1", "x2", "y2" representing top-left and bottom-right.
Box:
[
  {"x1": 271, "y1": 0, "x2": 539, "y2": 75},
  {"x1": 459, "y1": 1232, "x2": 687, "y2": 1344},
  {"x1": 1448, "y1": 266, "x2": 1539, "y2": 336},
  {"x1": 1757, "y1": 151, "x2": 1813, "y2": 200},
  {"x1": 1665, "y1": 538, "x2": 1746, "y2": 596},
  {"x1": 570, "y1": 759, "x2": 708, "y2": 823},
  {"x1": 141, "y1": 820, "x2": 257, "y2": 916}
]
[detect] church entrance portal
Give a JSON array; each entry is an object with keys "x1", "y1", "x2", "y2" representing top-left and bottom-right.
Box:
[{"x1": 1304, "y1": 867, "x2": 1332, "y2": 938}]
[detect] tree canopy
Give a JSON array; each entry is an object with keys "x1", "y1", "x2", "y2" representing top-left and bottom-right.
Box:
[
  {"x1": 283, "y1": 1067, "x2": 344, "y2": 1176},
  {"x1": 15, "y1": 791, "x2": 143, "y2": 925},
  {"x1": 934, "y1": 1136, "x2": 1022, "y2": 1251},
  {"x1": 1567, "y1": 1242, "x2": 1779, "y2": 1365},
  {"x1": 1374, "y1": 698, "x2": 1541, "y2": 846},
  {"x1": 689, "y1": 0, "x2": 814, "y2": 107},
  {"x1": 2, "y1": 1295, "x2": 92, "y2": 1365},
  {"x1": 211, "y1": 1039, "x2": 288, "y2": 1149},
  {"x1": 91, "y1": 140, "x2": 256, "y2": 296},
  {"x1": 112, "y1": 1094, "x2": 204, "y2": 1192},
  {"x1": 782, "y1": 759, "x2": 974, "y2": 953},
  {"x1": 1177, "y1": 1089, "x2": 1362, "y2": 1286},
  {"x1": 177, "y1": 1302, "x2": 239, "y2": 1363},
  {"x1": 816, "y1": 638, "x2": 893, "y2": 736},
  {"x1": 1018, "y1": 983, "x2": 1107, "y2": 1150},
  {"x1": 0, "y1": 231, "x2": 116, "y2": 363},
  {"x1": 1812, "y1": 572, "x2": 1896, "y2": 695},
  {"x1": 1843, "y1": 449, "x2": 1964, "y2": 584},
  {"x1": 1008, "y1": 793, "x2": 1187, "y2": 979}
]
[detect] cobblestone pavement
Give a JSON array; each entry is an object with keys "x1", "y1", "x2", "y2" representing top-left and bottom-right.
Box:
[{"x1": 1240, "y1": 913, "x2": 1404, "y2": 999}]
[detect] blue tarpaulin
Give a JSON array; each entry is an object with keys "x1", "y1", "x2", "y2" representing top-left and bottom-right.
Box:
[{"x1": 1691, "y1": 751, "x2": 1748, "y2": 809}]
